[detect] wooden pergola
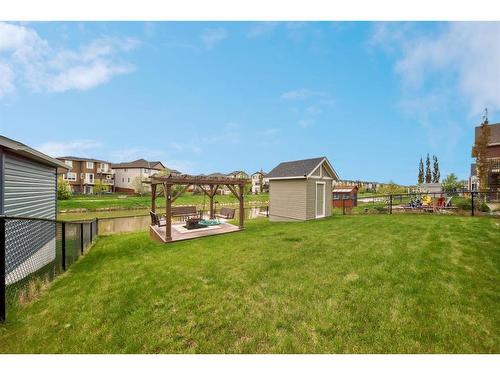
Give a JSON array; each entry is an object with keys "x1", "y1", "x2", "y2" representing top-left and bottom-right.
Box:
[{"x1": 149, "y1": 175, "x2": 249, "y2": 242}]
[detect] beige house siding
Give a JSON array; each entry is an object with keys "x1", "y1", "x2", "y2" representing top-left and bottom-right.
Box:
[
  {"x1": 305, "y1": 179, "x2": 332, "y2": 219},
  {"x1": 269, "y1": 179, "x2": 307, "y2": 221}
]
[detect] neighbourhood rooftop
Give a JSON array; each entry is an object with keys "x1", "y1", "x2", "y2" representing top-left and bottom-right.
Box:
[
  {"x1": 111, "y1": 159, "x2": 164, "y2": 169},
  {"x1": 474, "y1": 122, "x2": 500, "y2": 145},
  {"x1": 57, "y1": 156, "x2": 110, "y2": 163}
]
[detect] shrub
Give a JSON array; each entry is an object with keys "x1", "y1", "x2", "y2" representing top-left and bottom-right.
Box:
[{"x1": 57, "y1": 178, "x2": 72, "y2": 200}]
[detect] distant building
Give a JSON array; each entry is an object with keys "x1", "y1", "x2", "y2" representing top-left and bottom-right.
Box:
[
  {"x1": 251, "y1": 170, "x2": 268, "y2": 194},
  {"x1": 57, "y1": 156, "x2": 114, "y2": 194},
  {"x1": 112, "y1": 159, "x2": 166, "y2": 193},
  {"x1": 332, "y1": 179, "x2": 386, "y2": 191},
  {"x1": 332, "y1": 186, "x2": 358, "y2": 209},
  {"x1": 419, "y1": 183, "x2": 443, "y2": 194},
  {"x1": 469, "y1": 121, "x2": 500, "y2": 191}
]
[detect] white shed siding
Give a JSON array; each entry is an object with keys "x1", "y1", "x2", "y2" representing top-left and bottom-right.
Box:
[{"x1": 3, "y1": 153, "x2": 56, "y2": 219}]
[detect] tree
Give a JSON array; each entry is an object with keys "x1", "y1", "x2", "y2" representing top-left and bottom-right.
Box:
[
  {"x1": 425, "y1": 154, "x2": 432, "y2": 183},
  {"x1": 57, "y1": 177, "x2": 72, "y2": 200},
  {"x1": 442, "y1": 173, "x2": 463, "y2": 193},
  {"x1": 432, "y1": 155, "x2": 440, "y2": 183},
  {"x1": 418, "y1": 158, "x2": 424, "y2": 184},
  {"x1": 472, "y1": 118, "x2": 491, "y2": 190},
  {"x1": 132, "y1": 176, "x2": 147, "y2": 195},
  {"x1": 93, "y1": 179, "x2": 108, "y2": 195},
  {"x1": 378, "y1": 181, "x2": 406, "y2": 195}
]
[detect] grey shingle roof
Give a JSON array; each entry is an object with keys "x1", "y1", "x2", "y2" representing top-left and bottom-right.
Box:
[
  {"x1": 112, "y1": 159, "x2": 165, "y2": 169},
  {"x1": 266, "y1": 157, "x2": 326, "y2": 179}
]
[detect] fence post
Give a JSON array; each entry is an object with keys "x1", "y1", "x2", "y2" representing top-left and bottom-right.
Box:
[
  {"x1": 90, "y1": 221, "x2": 93, "y2": 244},
  {"x1": 61, "y1": 221, "x2": 66, "y2": 271},
  {"x1": 0, "y1": 216, "x2": 5, "y2": 322},
  {"x1": 95, "y1": 218, "x2": 99, "y2": 236},
  {"x1": 80, "y1": 222, "x2": 84, "y2": 255},
  {"x1": 471, "y1": 192, "x2": 475, "y2": 217},
  {"x1": 342, "y1": 198, "x2": 345, "y2": 215},
  {"x1": 389, "y1": 195, "x2": 392, "y2": 214}
]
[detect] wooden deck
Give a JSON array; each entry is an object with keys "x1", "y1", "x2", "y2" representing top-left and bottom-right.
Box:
[{"x1": 150, "y1": 222, "x2": 242, "y2": 243}]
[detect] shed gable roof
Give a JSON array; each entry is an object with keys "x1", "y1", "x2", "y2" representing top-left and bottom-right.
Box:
[
  {"x1": 266, "y1": 156, "x2": 339, "y2": 180},
  {"x1": 0, "y1": 135, "x2": 68, "y2": 169}
]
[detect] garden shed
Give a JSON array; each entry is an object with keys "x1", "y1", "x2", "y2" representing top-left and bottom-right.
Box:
[
  {"x1": 0, "y1": 135, "x2": 68, "y2": 285},
  {"x1": 332, "y1": 186, "x2": 358, "y2": 208},
  {"x1": 266, "y1": 156, "x2": 339, "y2": 221}
]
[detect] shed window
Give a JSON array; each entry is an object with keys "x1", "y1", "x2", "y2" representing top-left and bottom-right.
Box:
[
  {"x1": 343, "y1": 193, "x2": 350, "y2": 199},
  {"x1": 333, "y1": 194, "x2": 340, "y2": 200}
]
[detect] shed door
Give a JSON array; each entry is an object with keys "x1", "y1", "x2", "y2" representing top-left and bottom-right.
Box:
[{"x1": 316, "y1": 182, "x2": 326, "y2": 218}]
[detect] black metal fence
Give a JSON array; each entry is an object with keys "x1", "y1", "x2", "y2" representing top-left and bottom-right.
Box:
[
  {"x1": 0, "y1": 216, "x2": 98, "y2": 322},
  {"x1": 333, "y1": 190, "x2": 499, "y2": 217}
]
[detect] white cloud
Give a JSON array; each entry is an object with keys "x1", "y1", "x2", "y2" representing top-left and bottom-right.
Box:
[
  {"x1": 372, "y1": 22, "x2": 500, "y2": 115},
  {"x1": 280, "y1": 88, "x2": 327, "y2": 100},
  {"x1": 0, "y1": 22, "x2": 139, "y2": 97},
  {"x1": 200, "y1": 28, "x2": 227, "y2": 50},
  {"x1": 246, "y1": 22, "x2": 279, "y2": 38},
  {"x1": 298, "y1": 119, "x2": 314, "y2": 128},
  {"x1": 260, "y1": 128, "x2": 280, "y2": 136},
  {"x1": 37, "y1": 139, "x2": 102, "y2": 157},
  {"x1": 0, "y1": 61, "x2": 15, "y2": 98}
]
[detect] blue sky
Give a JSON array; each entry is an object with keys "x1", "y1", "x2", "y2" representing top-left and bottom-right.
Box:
[{"x1": 0, "y1": 21, "x2": 499, "y2": 185}]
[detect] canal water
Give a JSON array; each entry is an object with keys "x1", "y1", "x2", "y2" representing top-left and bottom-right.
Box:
[{"x1": 97, "y1": 206, "x2": 269, "y2": 235}]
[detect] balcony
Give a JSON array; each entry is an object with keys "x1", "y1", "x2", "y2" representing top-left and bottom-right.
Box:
[
  {"x1": 102, "y1": 179, "x2": 114, "y2": 185},
  {"x1": 97, "y1": 168, "x2": 113, "y2": 174}
]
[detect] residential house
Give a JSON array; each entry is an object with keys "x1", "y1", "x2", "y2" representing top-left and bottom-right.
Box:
[
  {"x1": 251, "y1": 170, "x2": 268, "y2": 194},
  {"x1": 57, "y1": 156, "x2": 114, "y2": 194},
  {"x1": 112, "y1": 159, "x2": 166, "y2": 193},
  {"x1": 267, "y1": 156, "x2": 339, "y2": 222},
  {"x1": 469, "y1": 121, "x2": 500, "y2": 191}
]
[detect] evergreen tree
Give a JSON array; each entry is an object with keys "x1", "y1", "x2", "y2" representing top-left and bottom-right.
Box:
[
  {"x1": 425, "y1": 154, "x2": 432, "y2": 183},
  {"x1": 432, "y1": 155, "x2": 440, "y2": 183},
  {"x1": 418, "y1": 158, "x2": 424, "y2": 184}
]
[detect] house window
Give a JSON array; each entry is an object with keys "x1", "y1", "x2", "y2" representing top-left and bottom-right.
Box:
[
  {"x1": 85, "y1": 173, "x2": 94, "y2": 183},
  {"x1": 122, "y1": 178, "x2": 125, "y2": 182},
  {"x1": 64, "y1": 160, "x2": 73, "y2": 168},
  {"x1": 65, "y1": 172, "x2": 77, "y2": 181},
  {"x1": 128, "y1": 178, "x2": 130, "y2": 183},
  {"x1": 144, "y1": 168, "x2": 150, "y2": 174},
  {"x1": 100, "y1": 163, "x2": 108, "y2": 172},
  {"x1": 86, "y1": 161, "x2": 94, "y2": 169}
]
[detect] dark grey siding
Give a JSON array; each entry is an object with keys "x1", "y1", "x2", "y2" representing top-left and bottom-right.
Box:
[
  {"x1": 2, "y1": 152, "x2": 57, "y2": 285},
  {"x1": 3, "y1": 152, "x2": 56, "y2": 219}
]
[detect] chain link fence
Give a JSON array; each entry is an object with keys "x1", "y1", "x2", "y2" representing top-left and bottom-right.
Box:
[
  {"x1": 332, "y1": 190, "x2": 499, "y2": 217},
  {"x1": 0, "y1": 216, "x2": 98, "y2": 322}
]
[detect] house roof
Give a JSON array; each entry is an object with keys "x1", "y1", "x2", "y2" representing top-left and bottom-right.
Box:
[
  {"x1": 57, "y1": 156, "x2": 110, "y2": 164},
  {"x1": 332, "y1": 187, "x2": 358, "y2": 193},
  {"x1": 252, "y1": 171, "x2": 267, "y2": 176},
  {"x1": 475, "y1": 122, "x2": 500, "y2": 145},
  {"x1": 111, "y1": 159, "x2": 166, "y2": 170},
  {"x1": 229, "y1": 170, "x2": 248, "y2": 176},
  {"x1": 266, "y1": 156, "x2": 339, "y2": 180},
  {"x1": 0, "y1": 135, "x2": 68, "y2": 170},
  {"x1": 207, "y1": 172, "x2": 227, "y2": 178}
]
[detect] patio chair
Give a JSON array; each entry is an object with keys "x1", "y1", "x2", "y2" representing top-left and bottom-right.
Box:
[
  {"x1": 215, "y1": 207, "x2": 236, "y2": 219},
  {"x1": 150, "y1": 211, "x2": 166, "y2": 227}
]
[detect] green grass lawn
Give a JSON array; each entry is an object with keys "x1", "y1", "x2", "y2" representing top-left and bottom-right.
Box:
[
  {"x1": 57, "y1": 192, "x2": 269, "y2": 212},
  {"x1": 0, "y1": 215, "x2": 498, "y2": 353}
]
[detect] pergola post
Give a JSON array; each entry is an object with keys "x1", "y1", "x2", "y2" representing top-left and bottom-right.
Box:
[
  {"x1": 209, "y1": 184, "x2": 215, "y2": 219},
  {"x1": 239, "y1": 183, "x2": 244, "y2": 229},
  {"x1": 151, "y1": 183, "x2": 156, "y2": 213},
  {"x1": 165, "y1": 183, "x2": 172, "y2": 242}
]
